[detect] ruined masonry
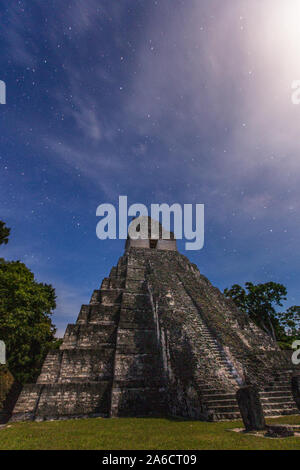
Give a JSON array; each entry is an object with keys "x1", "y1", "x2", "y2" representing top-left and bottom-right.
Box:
[{"x1": 11, "y1": 218, "x2": 300, "y2": 421}]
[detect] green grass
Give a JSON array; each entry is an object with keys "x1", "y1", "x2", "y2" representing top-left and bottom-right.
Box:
[{"x1": 0, "y1": 416, "x2": 300, "y2": 450}]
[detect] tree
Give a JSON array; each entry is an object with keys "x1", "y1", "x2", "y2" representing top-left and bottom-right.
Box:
[
  {"x1": 0, "y1": 221, "x2": 10, "y2": 245},
  {"x1": 279, "y1": 306, "x2": 300, "y2": 339},
  {"x1": 0, "y1": 259, "x2": 58, "y2": 384},
  {"x1": 224, "y1": 282, "x2": 287, "y2": 342}
]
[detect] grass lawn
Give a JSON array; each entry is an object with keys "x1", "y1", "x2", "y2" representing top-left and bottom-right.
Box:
[{"x1": 0, "y1": 415, "x2": 300, "y2": 450}]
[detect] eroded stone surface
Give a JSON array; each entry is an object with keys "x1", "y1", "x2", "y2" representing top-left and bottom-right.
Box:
[
  {"x1": 265, "y1": 425, "x2": 294, "y2": 438},
  {"x1": 236, "y1": 385, "x2": 266, "y2": 431},
  {"x1": 11, "y1": 242, "x2": 300, "y2": 422},
  {"x1": 292, "y1": 375, "x2": 300, "y2": 412}
]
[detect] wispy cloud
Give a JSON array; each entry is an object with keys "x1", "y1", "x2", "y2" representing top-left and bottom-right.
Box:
[{"x1": 1, "y1": 0, "x2": 300, "y2": 334}]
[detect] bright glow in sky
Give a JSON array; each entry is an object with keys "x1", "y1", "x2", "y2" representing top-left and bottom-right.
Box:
[
  {"x1": 257, "y1": 1, "x2": 300, "y2": 75},
  {"x1": 0, "y1": 1, "x2": 299, "y2": 335}
]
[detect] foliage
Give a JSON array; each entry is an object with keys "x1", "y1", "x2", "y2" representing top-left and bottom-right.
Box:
[
  {"x1": 0, "y1": 365, "x2": 14, "y2": 410},
  {"x1": 0, "y1": 259, "x2": 58, "y2": 384},
  {"x1": 280, "y1": 306, "x2": 300, "y2": 337},
  {"x1": 0, "y1": 221, "x2": 10, "y2": 246},
  {"x1": 224, "y1": 282, "x2": 299, "y2": 347}
]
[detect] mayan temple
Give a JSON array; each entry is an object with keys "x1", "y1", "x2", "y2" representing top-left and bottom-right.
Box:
[{"x1": 11, "y1": 217, "x2": 299, "y2": 422}]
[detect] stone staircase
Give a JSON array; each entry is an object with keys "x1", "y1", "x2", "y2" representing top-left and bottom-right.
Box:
[
  {"x1": 172, "y1": 273, "x2": 243, "y2": 420},
  {"x1": 193, "y1": 319, "x2": 241, "y2": 385},
  {"x1": 188, "y1": 327, "x2": 299, "y2": 420},
  {"x1": 187, "y1": 315, "x2": 243, "y2": 420},
  {"x1": 259, "y1": 371, "x2": 299, "y2": 417},
  {"x1": 193, "y1": 371, "x2": 299, "y2": 422},
  {"x1": 201, "y1": 389, "x2": 241, "y2": 420},
  {"x1": 174, "y1": 258, "x2": 299, "y2": 421},
  {"x1": 200, "y1": 371, "x2": 299, "y2": 421}
]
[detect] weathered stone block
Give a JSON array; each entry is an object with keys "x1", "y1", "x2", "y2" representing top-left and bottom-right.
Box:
[
  {"x1": 76, "y1": 305, "x2": 90, "y2": 324},
  {"x1": 61, "y1": 324, "x2": 117, "y2": 349},
  {"x1": 236, "y1": 385, "x2": 266, "y2": 431},
  {"x1": 89, "y1": 305, "x2": 119, "y2": 324},
  {"x1": 122, "y1": 292, "x2": 149, "y2": 309},
  {"x1": 125, "y1": 279, "x2": 145, "y2": 291},
  {"x1": 36, "y1": 382, "x2": 111, "y2": 419},
  {"x1": 291, "y1": 375, "x2": 300, "y2": 411},
  {"x1": 116, "y1": 328, "x2": 157, "y2": 354},
  {"x1": 126, "y1": 267, "x2": 146, "y2": 280},
  {"x1": 37, "y1": 351, "x2": 62, "y2": 383},
  {"x1": 113, "y1": 353, "x2": 160, "y2": 380},
  {"x1": 58, "y1": 349, "x2": 115, "y2": 382},
  {"x1": 100, "y1": 289, "x2": 122, "y2": 305},
  {"x1": 265, "y1": 425, "x2": 294, "y2": 438},
  {"x1": 111, "y1": 387, "x2": 165, "y2": 417},
  {"x1": 90, "y1": 290, "x2": 101, "y2": 304},
  {"x1": 119, "y1": 308, "x2": 154, "y2": 327}
]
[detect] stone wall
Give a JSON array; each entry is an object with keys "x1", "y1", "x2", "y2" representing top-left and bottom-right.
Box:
[{"x1": 11, "y1": 246, "x2": 300, "y2": 422}]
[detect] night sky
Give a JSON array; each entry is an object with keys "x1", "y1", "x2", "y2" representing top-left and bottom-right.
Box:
[{"x1": 1, "y1": 1, "x2": 300, "y2": 336}]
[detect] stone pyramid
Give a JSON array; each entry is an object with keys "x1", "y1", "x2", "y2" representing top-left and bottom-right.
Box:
[{"x1": 12, "y1": 218, "x2": 299, "y2": 421}]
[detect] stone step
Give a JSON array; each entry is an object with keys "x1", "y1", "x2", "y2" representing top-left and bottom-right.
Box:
[
  {"x1": 201, "y1": 349, "x2": 220, "y2": 355},
  {"x1": 121, "y1": 292, "x2": 150, "y2": 309},
  {"x1": 202, "y1": 392, "x2": 236, "y2": 399},
  {"x1": 11, "y1": 381, "x2": 112, "y2": 422},
  {"x1": 263, "y1": 385, "x2": 291, "y2": 392},
  {"x1": 90, "y1": 289, "x2": 101, "y2": 304},
  {"x1": 218, "y1": 359, "x2": 232, "y2": 364},
  {"x1": 125, "y1": 279, "x2": 148, "y2": 292},
  {"x1": 208, "y1": 404, "x2": 240, "y2": 413},
  {"x1": 260, "y1": 396, "x2": 295, "y2": 404},
  {"x1": 37, "y1": 348, "x2": 116, "y2": 384},
  {"x1": 260, "y1": 390, "x2": 292, "y2": 398},
  {"x1": 213, "y1": 412, "x2": 241, "y2": 421},
  {"x1": 113, "y1": 378, "x2": 164, "y2": 389},
  {"x1": 273, "y1": 375, "x2": 293, "y2": 380},
  {"x1": 273, "y1": 371, "x2": 293, "y2": 376},
  {"x1": 100, "y1": 289, "x2": 123, "y2": 305},
  {"x1": 101, "y1": 277, "x2": 125, "y2": 290},
  {"x1": 262, "y1": 402, "x2": 297, "y2": 410},
  {"x1": 272, "y1": 377, "x2": 292, "y2": 383},
  {"x1": 77, "y1": 304, "x2": 120, "y2": 324},
  {"x1": 264, "y1": 408, "x2": 299, "y2": 417},
  {"x1": 267, "y1": 382, "x2": 291, "y2": 389},
  {"x1": 273, "y1": 373, "x2": 292, "y2": 379},
  {"x1": 200, "y1": 387, "x2": 230, "y2": 394},
  {"x1": 61, "y1": 324, "x2": 117, "y2": 349},
  {"x1": 204, "y1": 399, "x2": 237, "y2": 406}
]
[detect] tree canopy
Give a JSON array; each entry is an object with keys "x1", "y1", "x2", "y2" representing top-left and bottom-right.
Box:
[
  {"x1": 0, "y1": 219, "x2": 59, "y2": 384},
  {"x1": 0, "y1": 221, "x2": 10, "y2": 245},
  {"x1": 0, "y1": 259, "x2": 57, "y2": 383},
  {"x1": 224, "y1": 281, "x2": 300, "y2": 347}
]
